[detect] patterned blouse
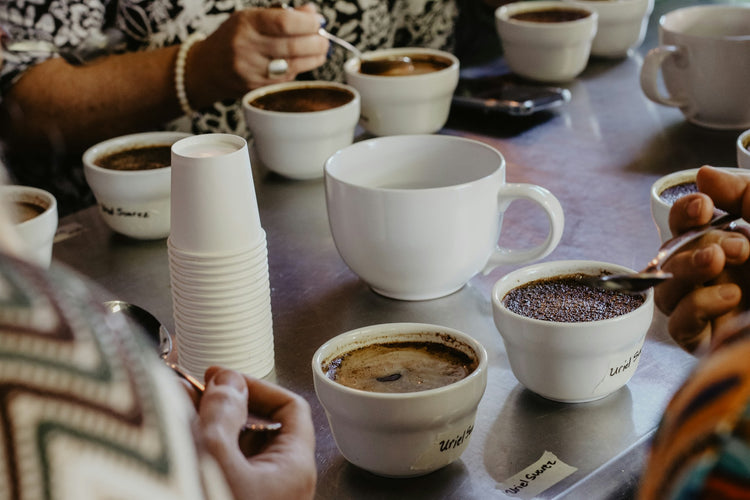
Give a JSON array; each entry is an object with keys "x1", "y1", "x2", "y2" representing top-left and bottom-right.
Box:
[
  {"x1": 0, "y1": 253, "x2": 233, "y2": 499},
  {"x1": 0, "y1": 0, "x2": 457, "y2": 214}
]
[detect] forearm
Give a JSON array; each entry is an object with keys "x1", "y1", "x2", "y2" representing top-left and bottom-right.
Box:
[{"x1": 0, "y1": 46, "x2": 183, "y2": 154}]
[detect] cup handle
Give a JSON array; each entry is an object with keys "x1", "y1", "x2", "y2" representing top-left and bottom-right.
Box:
[
  {"x1": 639, "y1": 45, "x2": 686, "y2": 108},
  {"x1": 481, "y1": 183, "x2": 564, "y2": 274}
]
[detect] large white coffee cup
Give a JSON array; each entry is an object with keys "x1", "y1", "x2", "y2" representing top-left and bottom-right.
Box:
[
  {"x1": 640, "y1": 4, "x2": 750, "y2": 130},
  {"x1": 325, "y1": 135, "x2": 565, "y2": 301}
]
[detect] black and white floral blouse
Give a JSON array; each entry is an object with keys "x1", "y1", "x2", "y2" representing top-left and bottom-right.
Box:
[{"x1": 0, "y1": 0, "x2": 457, "y2": 214}]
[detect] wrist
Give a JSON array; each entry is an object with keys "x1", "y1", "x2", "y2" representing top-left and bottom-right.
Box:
[{"x1": 174, "y1": 32, "x2": 207, "y2": 116}]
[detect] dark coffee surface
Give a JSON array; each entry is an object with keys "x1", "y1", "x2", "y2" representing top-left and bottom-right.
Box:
[
  {"x1": 359, "y1": 55, "x2": 453, "y2": 76},
  {"x1": 511, "y1": 8, "x2": 590, "y2": 22},
  {"x1": 96, "y1": 145, "x2": 172, "y2": 171},
  {"x1": 10, "y1": 201, "x2": 45, "y2": 223},
  {"x1": 324, "y1": 340, "x2": 477, "y2": 393},
  {"x1": 249, "y1": 86, "x2": 354, "y2": 112},
  {"x1": 659, "y1": 181, "x2": 698, "y2": 205},
  {"x1": 503, "y1": 274, "x2": 645, "y2": 322}
]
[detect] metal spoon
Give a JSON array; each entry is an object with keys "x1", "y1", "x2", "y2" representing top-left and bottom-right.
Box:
[
  {"x1": 587, "y1": 213, "x2": 742, "y2": 293},
  {"x1": 103, "y1": 300, "x2": 282, "y2": 432},
  {"x1": 317, "y1": 28, "x2": 415, "y2": 75}
]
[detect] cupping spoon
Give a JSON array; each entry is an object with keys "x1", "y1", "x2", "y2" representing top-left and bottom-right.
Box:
[
  {"x1": 317, "y1": 28, "x2": 415, "y2": 74},
  {"x1": 103, "y1": 300, "x2": 282, "y2": 432},
  {"x1": 586, "y1": 213, "x2": 742, "y2": 293}
]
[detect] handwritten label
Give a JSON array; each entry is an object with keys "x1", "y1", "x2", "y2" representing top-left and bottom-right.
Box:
[
  {"x1": 498, "y1": 451, "x2": 577, "y2": 499},
  {"x1": 609, "y1": 348, "x2": 641, "y2": 378},
  {"x1": 100, "y1": 204, "x2": 151, "y2": 219},
  {"x1": 411, "y1": 423, "x2": 475, "y2": 472}
]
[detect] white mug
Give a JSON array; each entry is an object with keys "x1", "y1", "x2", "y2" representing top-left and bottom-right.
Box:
[
  {"x1": 324, "y1": 135, "x2": 565, "y2": 301},
  {"x1": 640, "y1": 4, "x2": 750, "y2": 130}
]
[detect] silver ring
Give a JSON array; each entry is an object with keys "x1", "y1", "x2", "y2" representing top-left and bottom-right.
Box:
[{"x1": 268, "y1": 58, "x2": 289, "y2": 78}]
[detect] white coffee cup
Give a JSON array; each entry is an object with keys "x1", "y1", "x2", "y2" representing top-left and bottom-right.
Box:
[
  {"x1": 495, "y1": 1, "x2": 598, "y2": 82},
  {"x1": 344, "y1": 48, "x2": 459, "y2": 136},
  {"x1": 492, "y1": 260, "x2": 654, "y2": 403},
  {"x1": 0, "y1": 185, "x2": 58, "y2": 268},
  {"x1": 312, "y1": 322, "x2": 488, "y2": 477},
  {"x1": 324, "y1": 135, "x2": 565, "y2": 301},
  {"x1": 640, "y1": 4, "x2": 750, "y2": 130},
  {"x1": 242, "y1": 81, "x2": 360, "y2": 180},
  {"x1": 738, "y1": 129, "x2": 750, "y2": 170},
  {"x1": 83, "y1": 131, "x2": 191, "y2": 240},
  {"x1": 649, "y1": 167, "x2": 740, "y2": 242},
  {"x1": 563, "y1": 0, "x2": 653, "y2": 58}
]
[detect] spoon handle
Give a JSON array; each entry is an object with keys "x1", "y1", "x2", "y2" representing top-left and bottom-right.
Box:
[
  {"x1": 645, "y1": 212, "x2": 741, "y2": 272},
  {"x1": 318, "y1": 28, "x2": 362, "y2": 59},
  {"x1": 167, "y1": 363, "x2": 282, "y2": 432}
]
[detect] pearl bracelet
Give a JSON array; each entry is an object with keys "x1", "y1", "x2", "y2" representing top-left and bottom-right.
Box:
[{"x1": 174, "y1": 32, "x2": 206, "y2": 116}]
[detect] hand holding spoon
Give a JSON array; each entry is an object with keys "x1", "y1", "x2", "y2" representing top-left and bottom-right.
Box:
[
  {"x1": 103, "y1": 301, "x2": 282, "y2": 433},
  {"x1": 587, "y1": 213, "x2": 742, "y2": 293}
]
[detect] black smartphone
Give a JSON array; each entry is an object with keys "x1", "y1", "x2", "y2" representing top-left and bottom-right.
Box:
[{"x1": 452, "y1": 76, "x2": 571, "y2": 116}]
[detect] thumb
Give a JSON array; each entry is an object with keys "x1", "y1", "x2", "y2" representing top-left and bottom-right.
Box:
[{"x1": 199, "y1": 369, "x2": 250, "y2": 456}]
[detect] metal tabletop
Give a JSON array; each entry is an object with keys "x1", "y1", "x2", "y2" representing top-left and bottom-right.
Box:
[{"x1": 53, "y1": 1, "x2": 741, "y2": 497}]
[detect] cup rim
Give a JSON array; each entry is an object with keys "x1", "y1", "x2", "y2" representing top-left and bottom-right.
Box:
[
  {"x1": 659, "y1": 4, "x2": 750, "y2": 41},
  {"x1": 343, "y1": 47, "x2": 459, "y2": 80},
  {"x1": 496, "y1": 0, "x2": 597, "y2": 25},
  {"x1": 491, "y1": 259, "x2": 654, "y2": 327},
  {"x1": 324, "y1": 135, "x2": 504, "y2": 192},
  {"x1": 242, "y1": 80, "x2": 361, "y2": 117},
  {"x1": 82, "y1": 131, "x2": 191, "y2": 177},
  {"x1": 0, "y1": 185, "x2": 57, "y2": 227},
  {"x1": 312, "y1": 322, "x2": 488, "y2": 400}
]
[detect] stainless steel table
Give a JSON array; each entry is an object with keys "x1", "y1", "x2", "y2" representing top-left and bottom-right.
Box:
[{"x1": 53, "y1": 0, "x2": 742, "y2": 497}]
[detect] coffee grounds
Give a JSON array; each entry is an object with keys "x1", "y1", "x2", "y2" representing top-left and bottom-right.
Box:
[
  {"x1": 503, "y1": 274, "x2": 645, "y2": 322},
  {"x1": 659, "y1": 182, "x2": 698, "y2": 205}
]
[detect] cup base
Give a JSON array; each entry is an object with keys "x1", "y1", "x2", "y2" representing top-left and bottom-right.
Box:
[{"x1": 369, "y1": 283, "x2": 464, "y2": 301}]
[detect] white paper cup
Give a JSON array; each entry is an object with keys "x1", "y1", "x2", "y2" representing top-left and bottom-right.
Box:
[
  {"x1": 170, "y1": 134, "x2": 264, "y2": 255},
  {"x1": 0, "y1": 185, "x2": 58, "y2": 268}
]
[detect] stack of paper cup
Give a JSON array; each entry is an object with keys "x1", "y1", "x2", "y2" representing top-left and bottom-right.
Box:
[{"x1": 167, "y1": 134, "x2": 273, "y2": 380}]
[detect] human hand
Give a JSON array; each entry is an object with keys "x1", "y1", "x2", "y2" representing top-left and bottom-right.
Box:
[
  {"x1": 186, "y1": 4, "x2": 329, "y2": 108},
  {"x1": 194, "y1": 367, "x2": 317, "y2": 500},
  {"x1": 655, "y1": 166, "x2": 750, "y2": 353}
]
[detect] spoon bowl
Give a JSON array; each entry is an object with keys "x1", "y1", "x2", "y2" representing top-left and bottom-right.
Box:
[
  {"x1": 317, "y1": 28, "x2": 415, "y2": 75},
  {"x1": 587, "y1": 213, "x2": 741, "y2": 293},
  {"x1": 103, "y1": 300, "x2": 281, "y2": 432}
]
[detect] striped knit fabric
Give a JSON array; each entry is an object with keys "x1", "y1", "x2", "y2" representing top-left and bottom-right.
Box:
[
  {"x1": 639, "y1": 330, "x2": 750, "y2": 499},
  {"x1": 0, "y1": 255, "x2": 231, "y2": 500}
]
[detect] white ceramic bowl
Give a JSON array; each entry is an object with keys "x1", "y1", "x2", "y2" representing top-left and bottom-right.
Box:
[
  {"x1": 738, "y1": 129, "x2": 750, "y2": 170},
  {"x1": 242, "y1": 81, "x2": 360, "y2": 180},
  {"x1": 495, "y1": 1, "x2": 598, "y2": 82},
  {"x1": 563, "y1": 0, "x2": 653, "y2": 58},
  {"x1": 0, "y1": 185, "x2": 58, "y2": 268},
  {"x1": 344, "y1": 48, "x2": 459, "y2": 136},
  {"x1": 83, "y1": 131, "x2": 191, "y2": 239},
  {"x1": 492, "y1": 260, "x2": 654, "y2": 403},
  {"x1": 312, "y1": 322, "x2": 488, "y2": 477}
]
